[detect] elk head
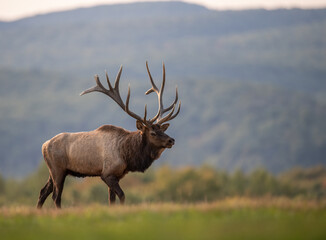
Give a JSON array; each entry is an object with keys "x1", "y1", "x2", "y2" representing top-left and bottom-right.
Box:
[{"x1": 80, "y1": 61, "x2": 181, "y2": 149}]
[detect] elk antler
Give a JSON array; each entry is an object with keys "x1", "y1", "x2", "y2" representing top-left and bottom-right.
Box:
[
  {"x1": 80, "y1": 66, "x2": 149, "y2": 126},
  {"x1": 145, "y1": 61, "x2": 181, "y2": 125}
]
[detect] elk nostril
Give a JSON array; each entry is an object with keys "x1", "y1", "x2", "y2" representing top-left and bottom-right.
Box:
[{"x1": 169, "y1": 138, "x2": 175, "y2": 144}]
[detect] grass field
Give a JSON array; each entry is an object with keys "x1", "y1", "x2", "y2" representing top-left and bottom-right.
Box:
[{"x1": 1, "y1": 198, "x2": 326, "y2": 240}]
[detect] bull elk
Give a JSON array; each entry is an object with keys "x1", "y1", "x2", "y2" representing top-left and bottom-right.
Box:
[{"x1": 37, "y1": 62, "x2": 180, "y2": 208}]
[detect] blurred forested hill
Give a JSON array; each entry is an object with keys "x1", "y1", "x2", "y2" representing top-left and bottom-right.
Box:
[{"x1": 0, "y1": 1, "x2": 326, "y2": 177}]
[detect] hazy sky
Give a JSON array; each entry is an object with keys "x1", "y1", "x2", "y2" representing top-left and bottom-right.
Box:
[{"x1": 1, "y1": 0, "x2": 326, "y2": 21}]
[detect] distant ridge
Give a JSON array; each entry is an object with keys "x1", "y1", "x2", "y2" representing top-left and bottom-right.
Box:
[
  {"x1": 8, "y1": 1, "x2": 209, "y2": 25},
  {"x1": 3, "y1": 0, "x2": 326, "y2": 24},
  {"x1": 2, "y1": 2, "x2": 325, "y2": 32}
]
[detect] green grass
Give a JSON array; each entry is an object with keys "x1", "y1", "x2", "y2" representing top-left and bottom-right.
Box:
[{"x1": 1, "y1": 199, "x2": 326, "y2": 240}]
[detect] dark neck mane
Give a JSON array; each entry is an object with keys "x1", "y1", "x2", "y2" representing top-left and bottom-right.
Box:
[{"x1": 120, "y1": 131, "x2": 164, "y2": 173}]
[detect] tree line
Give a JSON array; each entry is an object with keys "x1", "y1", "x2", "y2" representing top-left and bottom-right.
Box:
[{"x1": 0, "y1": 163, "x2": 325, "y2": 207}]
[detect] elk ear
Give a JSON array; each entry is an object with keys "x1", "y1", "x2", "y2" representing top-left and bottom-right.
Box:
[
  {"x1": 160, "y1": 123, "x2": 170, "y2": 132},
  {"x1": 136, "y1": 120, "x2": 145, "y2": 132}
]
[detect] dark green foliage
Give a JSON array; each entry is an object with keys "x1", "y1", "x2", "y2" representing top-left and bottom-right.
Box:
[
  {"x1": 247, "y1": 169, "x2": 280, "y2": 196},
  {"x1": 1, "y1": 164, "x2": 325, "y2": 206},
  {"x1": 229, "y1": 169, "x2": 247, "y2": 195},
  {"x1": 280, "y1": 166, "x2": 326, "y2": 199},
  {"x1": 153, "y1": 167, "x2": 229, "y2": 202},
  {"x1": 0, "y1": 174, "x2": 5, "y2": 196},
  {"x1": 146, "y1": 166, "x2": 306, "y2": 203},
  {"x1": 88, "y1": 185, "x2": 108, "y2": 204}
]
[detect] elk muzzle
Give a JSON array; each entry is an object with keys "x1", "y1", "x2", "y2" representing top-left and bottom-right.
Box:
[{"x1": 166, "y1": 137, "x2": 175, "y2": 148}]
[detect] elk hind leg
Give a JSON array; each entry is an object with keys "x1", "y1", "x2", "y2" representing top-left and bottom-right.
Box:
[
  {"x1": 37, "y1": 176, "x2": 53, "y2": 209},
  {"x1": 51, "y1": 171, "x2": 66, "y2": 209}
]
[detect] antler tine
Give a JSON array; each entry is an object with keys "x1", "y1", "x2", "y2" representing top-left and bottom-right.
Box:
[
  {"x1": 109, "y1": 65, "x2": 125, "y2": 109},
  {"x1": 161, "y1": 62, "x2": 166, "y2": 96},
  {"x1": 114, "y1": 65, "x2": 123, "y2": 90},
  {"x1": 145, "y1": 61, "x2": 158, "y2": 95},
  {"x1": 162, "y1": 86, "x2": 178, "y2": 114},
  {"x1": 157, "y1": 102, "x2": 176, "y2": 124},
  {"x1": 125, "y1": 85, "x2": 148, "y2": 124},
  {"x1": 105, "y1": 71, "x2": 113, "y2": 91},
  {"x1": 157, "y1": 101, "x2": 181, "y2": 125},
  {"x1": 80, "y1": 75, "x2": 105, "y2": 96}
]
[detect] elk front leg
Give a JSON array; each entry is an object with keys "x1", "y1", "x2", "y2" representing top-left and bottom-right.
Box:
[
  {"x1": 102, "y1": 175, "x2": 125, "y2": 205},
  {"x1": 109, "y1": 188, "x2": 116, "y2": 205}
]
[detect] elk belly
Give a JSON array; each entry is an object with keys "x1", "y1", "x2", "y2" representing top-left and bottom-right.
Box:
[{"x1": 66, "y1": 132, "x2": 103, "y2": 176}]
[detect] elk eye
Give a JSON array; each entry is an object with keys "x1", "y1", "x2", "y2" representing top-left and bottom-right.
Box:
[{"x1": 150, "y1": 132, "x2": 157, "y2": 137}]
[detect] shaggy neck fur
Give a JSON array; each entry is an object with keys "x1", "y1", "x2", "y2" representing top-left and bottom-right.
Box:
[{"x1": 120, "y1": 131, "x2": 164, "y2": 172}]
